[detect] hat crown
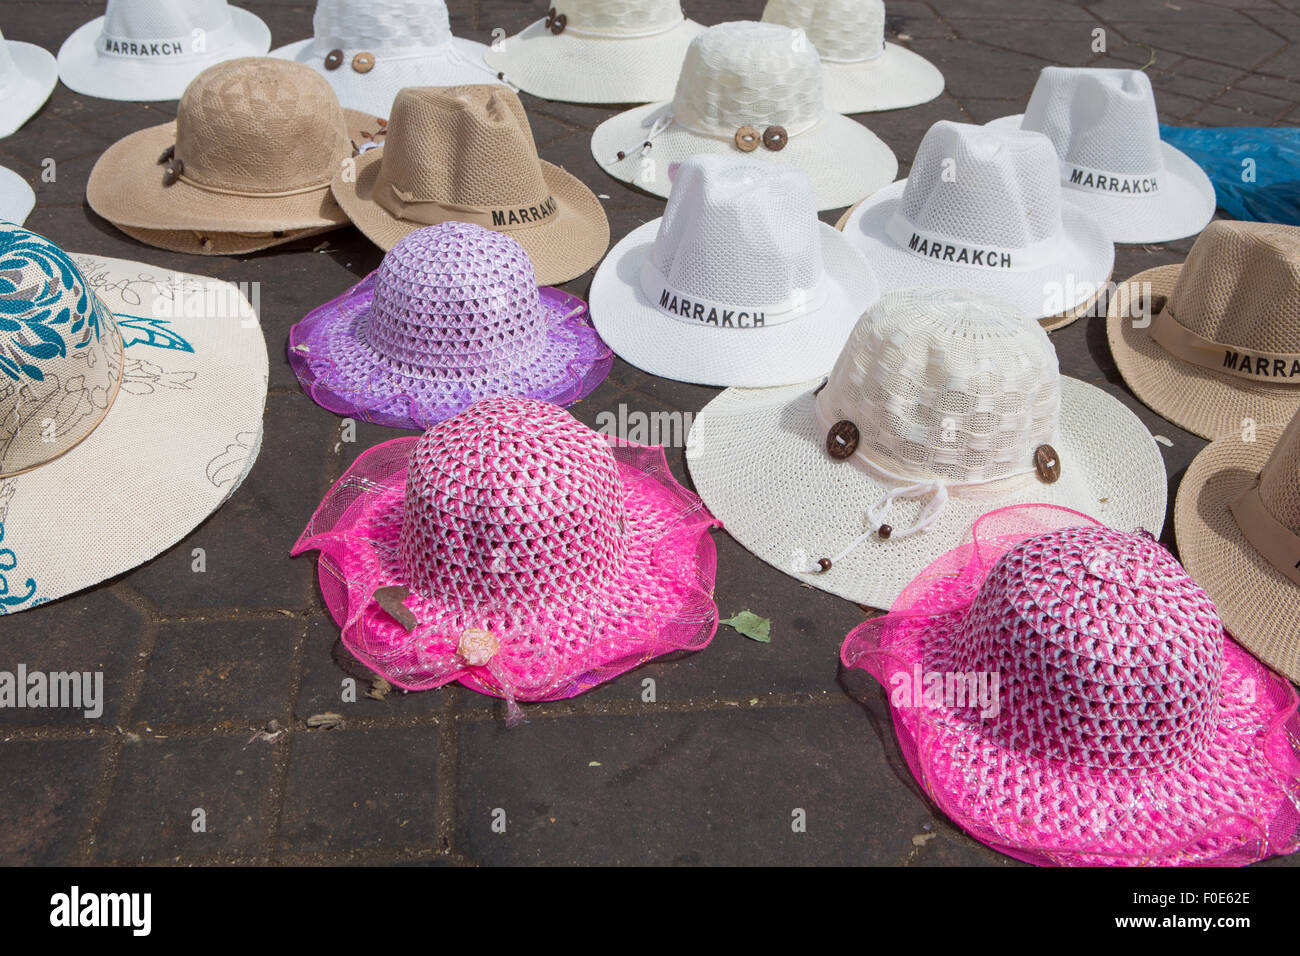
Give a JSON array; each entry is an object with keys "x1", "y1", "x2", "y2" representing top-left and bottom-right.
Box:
[
  {"x1": 558, "y1": 0, "x2": 685, "y2": 32},
  {"x1": 1258, "y1": 411, "x2": 1300, "y2": 535},
  {"x1": 398, "y1": 398, "x2": 629, "y2": 609},
  {"x1": 762, "y1": 0, "x2": 886, "y2": 61},
  {"x1": 900, "y1": 121, "x2": 1065, "y2": 249},
  {"x1": 650, "y1": 155, "x2": 824, "y2": 308},
  {"x1": 174, "y1": 58, "x2": 350, "y2": 194},
  {"x1": 363, "y1": 223, "x2": 549, "y2": 376},
  {"x1": 378, "y1": 85, "x2": 550, "y2": 210},
  {"x1": 102, "y1": 0, "x2": 234, "y2": 39},
  {"x1": 1165, "y1": 221, "x2": 1300, "y2": 353},
  {"x1": 820, "y1": 290, "x2": 1060, "y2": 483},
  {"x1": 0, "y1": 30, "x2": 15, "y2": 82},
  {"x1": 1022, "y1": 67, "x2": 1163, "y2": 175},
  {"x1": 956, "y1": 524, "x2": 1223, "y2": 771},
  {"x1": 672, "y1": 21, "x2": 824, "y2": 135},
  {"x1": 0, "y1": 224, "x2": 124, "y2": 476},
  {"x1": 310, "y1": 0, "x2": 453, "y2": 52}
]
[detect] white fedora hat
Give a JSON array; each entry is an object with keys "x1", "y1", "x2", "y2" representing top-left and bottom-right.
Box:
[
  {"x1": 589, "y1": 154, "x2": 878, "y2": 387},
  {"x1": 838, "y1": 120, "x2": 1114, "y2": 330},
  {"x1": 687, "y1": 289, "x2": 1167, "y2": 610},
  {"x1": 988, "y1": 67, "x2": 1215, "y2": 244},
  {"x1": 0, "y1": 166, "x2": 34, "y2": 225},
  {"x1": 761, "y1": 0, "x2": 943, "y2": 114},
  {"x1": 272, "y1": 0, "x2": 502, "y2": 119},
  {"x1": 590, "y1": 21, "x2": 898, "y2": 211},
  {"x1": 484, "y1": 0, "x2": 704, "y2": 105},
  {"x1": 0, "y1": 222, "x2": 267, "y2": 611},
  {"x1": 57, "y1": 0, "x2": 271, "y2": 102},
  {"x1": 0, "y1": 28, "x2": 57, "y2": 137}
]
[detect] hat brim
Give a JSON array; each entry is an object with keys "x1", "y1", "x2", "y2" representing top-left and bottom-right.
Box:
[
  {"x1": 589, "y1": 219, "x2": 879, "y2": 386},
  {"x1": 271, "y1": 36, "x2": 503, "y2": 117},
  {"x1": 1105, "y1": 265, "x2": 1300, "y2": 440},
  {"x1": 988, "y1": 114, "x2": 1216, "y2": 244},
  {"x1": 0, "y1": 250, "x2": 267, "y2": 612},
  {"x1": 1175, "y1": 424, "x2": 1300, "y2": 682},
  {"x1": 837, "y1": 179, "x2": 1115, "y2": 330},
  {"x1": 291, "y1": 436, "x2": 719, "y2": 698},
  {"x1": 483, "y1": 18, "x2": 705, "y2": 105},
  {"x1": 56, "y1": 9, "x2": 271, "y2": 101},
  {"x1": 0, "y1": 165, "x2": 35, "y2": 226},
  {"x1": 288, "y1": 273, "x2": 613, "y2": 429},
  {"x1": 590, "y1": 102, "x2": 898, "y2": 211},
  {"x1": 821, "y1": 43, "x2": 945, "y2": 114},
  {"x1": 330, "y1": 149, "x2": 610, "y2": 285},
  {"x1": 110, "y1": 221, "x2": 343, "y2": 256},
  {"x1": 0, "y1": 41, "x2": 57, "y2": 137},
  {"x1": 686, "y1": 376, "x2": 1167, "y2": 611}
]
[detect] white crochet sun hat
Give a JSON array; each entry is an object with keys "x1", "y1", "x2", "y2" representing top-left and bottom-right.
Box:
[
  {"x1": 589, "y1": 154, "x2": 878, "y2": 387},
  {"x1": 988, "y1": 67, "x2": 1215, "y2": 245},
  {"x1": 687, "y1": 289, "x2": 1167, "y2": 611},
  {"x1": 483, "y1": 0, "x2": 704, "y2": 105},
  {"x1": 761, "y1": 0, "x2": 943, "y2": 114},
  {"x1": 271, "y1": 0, "x2": 501, "y2": 119},
  {"x1": 838, "y1": 120, "x2": 1114, "y2": 330},
  {"x1": 0, "y1": 166, "x2": 34, "y2": 225},
  {"x1": 0, "y1": 28, "x2": 57, "y2": 137},
  {"x1": 57, "y1": 0, "x2": 271, "y2": 102},
  {"x1": 591, "y1": 21, "x2": 898, "y2": 211}
]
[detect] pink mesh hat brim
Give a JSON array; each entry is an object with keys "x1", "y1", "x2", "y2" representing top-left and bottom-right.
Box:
[
  {"x1": 841, "y1": 503, "x2": 1300, "y2": 867},
  {"x1": 291, "y1": 435, "x2": 720, "y2": 701},
  {"x1": 288, "y1": 274, "x2": 613, "y2": 430}
]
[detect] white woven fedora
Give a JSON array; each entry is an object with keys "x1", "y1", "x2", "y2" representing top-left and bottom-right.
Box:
[
  {"x1": 0, "y1": 166, "x2": 34, "y2": 225},
  {"x1": 988, "y1": 67, "x2": 1215, "y2": 244},
  {"x1": 484, "y1": 0, "x2": 704, "y2": 105},
  {"x1": 839, "y1": 120, "x2": 1114, "y2": 330},
  {"x1": 590, "y1": 21, "x2": 898, "y2": 211},
  {"x1": 271, "y1": 0, "x2": 501, "y2": 119},
  {"x1": 687, "y1": 289, "x2": 1167, "y2": 610},
  {"x1": 589, "y1": 154, "x2": 878, "y2": 387},
  {"x1": 0, "y1": 28, "x2": 56, "y2": 137},
  {"x1": 761, "y1": 0, "x2": 943, "y2": 114},
  {"x1": 0, "y1": 222, "x2": 267, "y2": 612},
  {"x1": 57, "y1": 0, "x2": 270, "y2": 102}
]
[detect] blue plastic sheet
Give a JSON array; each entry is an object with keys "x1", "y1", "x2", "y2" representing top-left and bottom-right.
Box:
[{"x1": 1160, "y1": 124, "x2": 1300, "y2": 227}]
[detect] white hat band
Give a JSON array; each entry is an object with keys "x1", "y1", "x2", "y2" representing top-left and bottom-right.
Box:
[
  {"x1": 639, "y1": 257, "x2": 829, "y2": 330},
  {"x1": 1061, "y1": 159, "x2": 1162, "y2": 196},
  {"x1": 98, "y1": 21, "x2": 239, "y2": 61},
  {"x1": 885, "y1": 213, "x2": 1068, "y2": 273}
]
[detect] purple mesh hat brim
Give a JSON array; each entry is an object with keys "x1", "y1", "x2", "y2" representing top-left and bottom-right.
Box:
[{"x1": 288, "y1": 273, "x2": 613, "y2": 430}]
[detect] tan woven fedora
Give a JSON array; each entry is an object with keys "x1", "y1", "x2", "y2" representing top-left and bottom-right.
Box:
[
  {"x1": 1107, "y1": 221, "x2": 1300, "y2": 440},
  {"x1": 1175, "y1": 409, "x2": 1300, "y2": 682},
  {"x1": 87, "y1": 57, "x2": 380, "y2": 255},
  {"x1": 331, "y1": 84, "x2": 610, "y2": 285}
]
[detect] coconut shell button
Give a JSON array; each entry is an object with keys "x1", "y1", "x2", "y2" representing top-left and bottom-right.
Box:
[
  {"x1": 763, "y1": 125, "x2": 788, "y2": 151},
  {"x1": 826, "y1": 421, "x2": 860, "y2": 460},
  {"x1": 734, "y1": 125, "x2": 760, "y2": 152},
  {"x1": 1034, "y1": 444, "x2": 1061, "y2": 483},
  {"x1": 352, "y1": 52, "x2": 376, "y2": 73},
  {"x1": 324, "y1": 49, "x2": 344, "y2": 70},
  {"x1": 162, "y1": 158, "x2": 183, "y2": 186}
]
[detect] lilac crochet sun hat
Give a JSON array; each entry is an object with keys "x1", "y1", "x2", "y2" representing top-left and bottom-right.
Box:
[
  {"x1": 292, "y1": 397, "x2": 721, "y2": 714},
  {"x1": 841, "y1": 503, "x2": 1300, "y2": 867},
  {"x1": 288, "y1": 222, "x2": 612, "y2": 430}
]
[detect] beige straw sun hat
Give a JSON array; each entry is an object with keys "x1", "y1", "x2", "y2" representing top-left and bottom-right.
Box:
[{"x1": 1106, "y1": 220, "x2": 1300, "y2": 440}]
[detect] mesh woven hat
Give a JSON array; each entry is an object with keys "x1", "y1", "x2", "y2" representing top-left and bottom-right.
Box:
[
  {"x1": 761, "y1": 0, "x2": 943, "y2": 114},
  {"x1": 0, "y1": 222, "x2": 266, "y2": 611},
  {"x1": 589, "y1": 154, "x2": 878, "y2": 386},
  {"x1": 838, "y1": 120, "x2": 1114, "y2": 330},
  {"x1": 1107, "y1": 220, "x2": 1300, "y2": 440},
  {"x1": 590, "y1": 21, "x2": 898, "y2": 211},
  {"x1": 86, "y1": 58, "x2": 376, "y2": 256},
  {"x1": 484, "y1": 0, "x2": 704, "y2": 105},
  {"x1": 0, "y1": 27, "x2": 57, "y2": 137},
  {"x1": 0, "y1": 165, "x2": 34, "y2": 225},
  {"x1": 332, "y1": 84, "x2": 610, "y2": 285},
  {"x1": 988, "y1": 67, "x2": 1215, "y2": 244},
  {"x1": 841, "y1": 504, "x2": 1300, "y2": 866},
  {"x1": 292, "y1": 397, "x2": 720, "y2": 714},
  {"x1": 57, "y1": 0, "x2": 271, "y2": 102},
  {"x1": 289, "y1": 222, "x2": 612, "y2": 430},
  {"x1": 271, "y1": 0, "x2": 502, "y2": 118},
  {"x1": 687, "y1": 289, "x2": 1167, "y2": 611}
]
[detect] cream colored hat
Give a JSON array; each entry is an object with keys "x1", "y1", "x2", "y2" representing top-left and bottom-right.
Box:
[
  {"x1": 1107, "y1": 220, "x2": 1300, "y2": 440},
  {"x1": 0, "y1": 166, "x2": 34, "y2": 225},
  {"x1": 0, "y1": 28, "x2": 57, "y2": 137}
]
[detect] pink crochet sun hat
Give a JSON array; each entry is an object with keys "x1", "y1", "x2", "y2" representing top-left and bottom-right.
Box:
[
  {"x1": 288, "y1": 222, "x2": 612, "y2": 430},
  {"x1": 292, "y1": 397, "x2": 721, "y2": 713},
  {"x1": 841, "y1": 503, "x2": 1300, "y2": 867}
]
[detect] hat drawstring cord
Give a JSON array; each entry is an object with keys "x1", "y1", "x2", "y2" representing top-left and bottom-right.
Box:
[
  {"x1": 808, "y1": 481, "x2": 949, "y2": 573},
  {"x1": 611, "y1": 113, "x2": 674, "y2": 162}
]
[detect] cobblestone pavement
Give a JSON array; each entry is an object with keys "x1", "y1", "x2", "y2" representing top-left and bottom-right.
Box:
[{"x1": 1, "y1": 0, "x2": 1297, "y2": 866}]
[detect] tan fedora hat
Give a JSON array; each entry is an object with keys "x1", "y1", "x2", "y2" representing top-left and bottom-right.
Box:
[
  {"x1": 1107, "y1": 220, "x2": 1300, "y2": 439},
  {"x1": 1175, "y1": 410, "x2": 1300, "y2": 682},
  {"x1": 87, "y1": 57, "x2": 381, "y2": 255},
  {"x1": 330, "y1": 84, "x2": 610, "y2": 285}
]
